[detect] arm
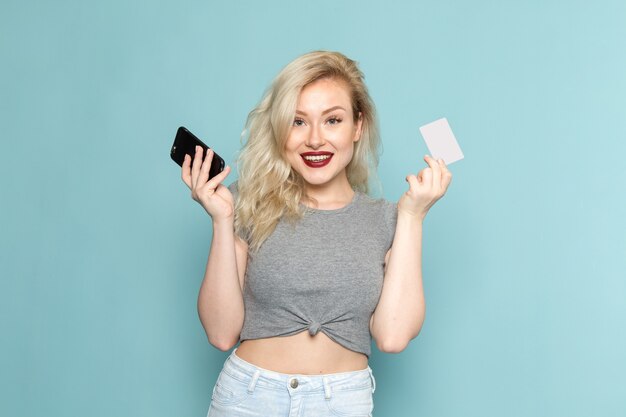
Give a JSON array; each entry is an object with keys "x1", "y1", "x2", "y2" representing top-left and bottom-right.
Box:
[
  {"x1": 370, "y1": 155, "x2": 452, "y2": 353},
  {"x1": 197, "y1": 221, "x2": 247, "y2": 351},
  {"x1": 370, "y1": 214, "x2": 425, "y2": 353},
  {"x1": 181, "y1": 147, "x2": 247, "y2": 351}
]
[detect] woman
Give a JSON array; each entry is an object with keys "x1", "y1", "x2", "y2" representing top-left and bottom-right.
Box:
[{"x1": 181, "y1": 50, "x2": 452, "y2": 416}]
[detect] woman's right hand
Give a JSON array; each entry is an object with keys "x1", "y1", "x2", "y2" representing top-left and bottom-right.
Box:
[{"x1": 181, "y1": 145, "x2": 233, "y2": 221}]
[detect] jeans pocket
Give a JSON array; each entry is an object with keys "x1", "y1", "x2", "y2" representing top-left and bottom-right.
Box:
[
  {"x1": 210, "y1": 370, "x2": 252, "y2": 407},
  {"x1": 325, "y1": 384, "x2": 374, "y2": 417}
]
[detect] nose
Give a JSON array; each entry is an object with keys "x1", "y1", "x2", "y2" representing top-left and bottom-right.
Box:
[{"x1": 305, "y1": 123, "x2": 325, "y2": 149}]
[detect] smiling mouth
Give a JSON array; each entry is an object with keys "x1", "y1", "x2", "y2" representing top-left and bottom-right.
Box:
[{"x1": 301, "y1": 152, "x2": 333, "y2": 167}]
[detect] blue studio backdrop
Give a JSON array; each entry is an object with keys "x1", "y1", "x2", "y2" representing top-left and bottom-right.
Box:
[{"x1": 1, "y1": 1, "x2": 625, "y2": 416}]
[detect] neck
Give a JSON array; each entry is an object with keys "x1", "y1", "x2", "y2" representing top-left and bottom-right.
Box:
[{"x1": 302, "y1": 181, "x2": 355, "y2": 210}]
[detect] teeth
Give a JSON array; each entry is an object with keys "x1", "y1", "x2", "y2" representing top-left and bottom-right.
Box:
[{"x1": 303, "y1": 155, "x2": 331, "y2": 162}]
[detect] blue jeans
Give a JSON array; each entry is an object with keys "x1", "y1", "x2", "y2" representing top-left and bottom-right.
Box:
[{"x1": 207, "y1": 348, "x2": 376, "y2": 417}]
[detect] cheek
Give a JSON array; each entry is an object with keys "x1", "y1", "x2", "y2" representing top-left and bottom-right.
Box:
[
  {"x1": 346, "y1": 147, "x2": 355, "y2": 163},
  {"x1": 285, "y1": 131, "x2": 304, "y2": 151},
  {"x1": 283, "y1": 143, "x2": 301, "y2": 166}
]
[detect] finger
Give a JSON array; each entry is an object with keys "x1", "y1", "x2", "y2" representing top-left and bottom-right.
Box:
[
  {"x1": 191, "y1": 145, "x2": 204, "y2": 189},
  {"x1": 198, "y1": 148, "x2": 214, "y2": 186},
  {"x1": 437, "y1": 158, "x2": 450, "y2": 176},
  {"x1": 433, "y1": 160, "x2": 445, "y2": 194},
  {"x1": 406, "y1": 174, "x2": 420, "y2": 192},
  {"x1": 437, "y1": 159, "x2": 452, "y2": 188},
  {"x1": 420, "y1": 167, "x2": 433, "y2": 189},
  {"x1": 423, "y1": 155, "x2": 442, "y2": 187},
  {"x1": 205, "y1": 165, "x2": 231, "y2": 191},
  {"x1": 442, "y1": 171, "x2": 453, "y2": 191},
  {"x1": 181, "y1": 154, "x2": 192, "y2": 188}
]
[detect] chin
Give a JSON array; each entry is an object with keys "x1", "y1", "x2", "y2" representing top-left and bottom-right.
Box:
[{"x1": 301, "y1": 177, "x2": 332, "y2": 187}]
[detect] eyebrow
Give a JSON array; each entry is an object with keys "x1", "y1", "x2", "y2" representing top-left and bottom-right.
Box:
[{"x1": 295, "y1": 105, "x2": 346, "y2": 116}]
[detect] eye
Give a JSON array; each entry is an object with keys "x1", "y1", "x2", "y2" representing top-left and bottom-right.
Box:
[
  {"x1": 293, "y1": 118, "x2": 305, "y2": 127},
  {"x1": 327, "y1": 116, "x2": 343, "y2": 125}
]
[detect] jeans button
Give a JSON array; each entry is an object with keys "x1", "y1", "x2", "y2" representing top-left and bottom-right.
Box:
[{"x1": 290, "y1": 378, "x2": 299, "y2": 389}]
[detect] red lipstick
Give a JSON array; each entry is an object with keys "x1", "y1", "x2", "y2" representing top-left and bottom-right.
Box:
[{"x1": 301, "y1": 152, "x2": 333, "y2": 168}]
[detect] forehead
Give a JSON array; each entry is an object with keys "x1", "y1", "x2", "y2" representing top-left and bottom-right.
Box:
[{"x1": 297, "y1": 77, "x2": 352, "y2": 109}]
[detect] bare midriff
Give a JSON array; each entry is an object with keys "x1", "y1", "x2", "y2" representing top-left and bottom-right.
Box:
[{"x1": 234, "y1": 331, "x2": 368, "y2": 375}]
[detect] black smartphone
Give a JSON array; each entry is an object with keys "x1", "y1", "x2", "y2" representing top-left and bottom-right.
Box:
[{"x1": 170, "y1": 126, "x2": 225, "y2": 180}]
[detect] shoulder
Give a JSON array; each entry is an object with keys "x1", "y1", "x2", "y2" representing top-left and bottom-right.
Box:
[
  {"x1": 227, "y1": 181, "x2": 239, "y2": 200},
  {"x1": 226, "y1": 181, "x2": 251, "y2": 243},
  {"x1": 357, "y1": 192, "x2": 397, "y2": 248},
  {"x1": 227, "y1": 180, "x2": 238, "y2": 194},
  {"x1": 358, "y1": 192, "x2": 397, "y2": 218}
]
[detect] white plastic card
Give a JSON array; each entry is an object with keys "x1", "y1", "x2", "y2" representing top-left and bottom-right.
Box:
[{"x1": 419, "y1": 118, "x2": 464, "y2": 165}]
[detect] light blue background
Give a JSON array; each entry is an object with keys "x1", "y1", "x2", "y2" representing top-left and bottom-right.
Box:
[{"x1": 1, "y1": 0, "x2": 625, "y2": 416}]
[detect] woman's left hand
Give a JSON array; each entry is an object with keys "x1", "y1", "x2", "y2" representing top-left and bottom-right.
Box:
[{"x1": 398, "y1": 155, "x2": 453, "y2": 220}]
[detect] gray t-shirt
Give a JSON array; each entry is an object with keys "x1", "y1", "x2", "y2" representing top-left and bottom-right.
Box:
[{"x1": 229, "y1": 182, "x2": 397, "y2": 357}]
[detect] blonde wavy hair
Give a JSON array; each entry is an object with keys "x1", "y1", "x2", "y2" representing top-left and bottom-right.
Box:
[{"x1": 234, "y1": 50, "x2": 381, "y2": 252}]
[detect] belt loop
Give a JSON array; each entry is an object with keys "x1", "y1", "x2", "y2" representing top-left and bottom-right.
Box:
[
  {"x1": 368, "y1": 367, "x2": 376, "y2": 394},
  {"x1": 323, "y1": 376, "x2": 331, "y2": 399},
  {"x1": 248, "y1": 370, "x2": 261, "y2": 393}
]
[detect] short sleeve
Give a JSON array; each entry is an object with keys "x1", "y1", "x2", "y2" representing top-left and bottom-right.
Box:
[
  {"x1": 227, "y1": 181, "x2": 250, "y2": 244},
  {"x1": 227, "y1": 181, "x2": 239, "y2": 201},
  {"x1": 382, "y1": 199, "x2": 398, "y2": 250}
]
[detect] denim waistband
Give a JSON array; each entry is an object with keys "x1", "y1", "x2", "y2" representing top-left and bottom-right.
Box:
[{"x1": 222, "y1": 348, "x2": 376, "y2": 397}]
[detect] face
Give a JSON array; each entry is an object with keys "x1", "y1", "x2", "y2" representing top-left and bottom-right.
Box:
[{"x1": 284, "y1": 77, "x2": 363, "y2": 195}]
